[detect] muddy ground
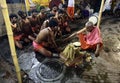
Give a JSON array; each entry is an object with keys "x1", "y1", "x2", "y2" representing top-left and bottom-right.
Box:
[{"x1": 0, "y1": 16, "x2": 120, "y2": 83}]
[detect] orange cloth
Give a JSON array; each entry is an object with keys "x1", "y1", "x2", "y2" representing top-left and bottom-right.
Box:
[
  {"x1": 78, "y1": 27, "x2": 103, "y2": 50},
  {"x1": 33, "y1": 41, "x2": 43, "y2": 51},
  {"x1": 67, "y1": 7, "x2": 74, "y2": 18}
]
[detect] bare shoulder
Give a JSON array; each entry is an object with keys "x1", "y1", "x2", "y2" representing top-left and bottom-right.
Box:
[{"x1": 35, "y1": 29, "x2": 48, "y2": 42}]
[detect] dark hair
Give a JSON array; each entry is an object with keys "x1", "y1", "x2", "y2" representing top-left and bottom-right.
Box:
[
  {"x1": 18, "y1": 11, "x2": 24, "y2": 17},
  {"x1": 49, "y1": 18, "x2": 58, "y2": 27},
  {"x1": 62, "y1": 4, "x2": 67, "y2": 8},
  {"x1": 31, "y1": 9, "x2": 38, "y2": 14},
  {"x1": 9, "y1": 13, "x2": 18, "y2": 19},
  {"x1": 17, "y1": 10, "x2": 27, "y2": 19},
  {"x1": 52, "y1": 5, "x2": 57, "y2": 8},
  {"x1": 40, "y1": 6, "x2": 45, "y2": 10}
]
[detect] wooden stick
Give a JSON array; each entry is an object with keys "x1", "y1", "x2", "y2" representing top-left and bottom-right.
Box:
[
  {"x1": 97, "y1": 0, "x2": 105, "y2": 28},
  {"x1": 0, "y1": 0, "x2": 22, "y2": 83}
]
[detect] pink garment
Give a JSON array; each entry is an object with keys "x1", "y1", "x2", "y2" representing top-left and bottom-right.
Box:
[
  {"x1": 33, "y1": 41, "x2": 43, "y2": 51},
  {"x1": 85, "y1": 27, "x2": 102, "y2": 45}
]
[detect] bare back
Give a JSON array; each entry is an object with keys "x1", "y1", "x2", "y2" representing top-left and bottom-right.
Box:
[{"x1": 35, "y1": 27, "x2": 50, "y2": 44}]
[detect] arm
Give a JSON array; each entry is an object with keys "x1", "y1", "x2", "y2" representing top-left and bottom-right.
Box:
[
  {"x1": 54, "y1": 11, "x2": 59, "y2": 18},
  {"x1": 11, "y1": 23, "x2": 17, "y2": 28},
  {"x1": 95, "y1": 43, "x2": 100, "y2": 57},
  {"x1": 49, "y1": 31, "x2": 58, "y2": 48},
  {"x1": 64, "y1": 27, "x2": 86, "y2": 41},
  {"x1": 51, "y1": 36, "x2": 58, "y2": 48}
]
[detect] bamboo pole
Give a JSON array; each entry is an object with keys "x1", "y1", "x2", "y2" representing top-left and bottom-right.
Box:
[
  {"x1": 0, "y1": 0, "x2": 22, "y2": 83},
  {"x1": 24, "y1": 0, "x2": 29, "y2": 16},
  {"x1": 97, "y1": 0, "x2": 105, "y2": 28}
]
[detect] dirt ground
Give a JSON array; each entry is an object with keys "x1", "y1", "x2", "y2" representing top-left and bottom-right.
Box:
[{"x1": 0, "y1": 16, "x2": 120, "y2": 83}]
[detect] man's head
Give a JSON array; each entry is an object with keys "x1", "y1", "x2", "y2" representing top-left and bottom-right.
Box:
[
  {"x1": 18, "y1": 10, "x2": 27, "y2": 19},
  {"x1": 31, "y1": 9, "x2": 38, "y2": 18},
  {"x1": 49, "y1": 18, "x2": 58, "y2": 31},
  {"x1": 40, "y1": 9, "x2": 45, "y2": 14},
  {"x1": 85, "y1": 21, "x2": 94, "y2": 32},
  {"x1": 52, "y1": 5, "x2": 58, "y2": 12},
  {"x1": 9, "y1": 14, "x2": 18, "y2": 23}
]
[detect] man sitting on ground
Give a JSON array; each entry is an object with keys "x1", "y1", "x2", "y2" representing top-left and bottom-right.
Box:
[
  {"x1": 10, "y1": 14, "x2": 23, "y2": 49},
  {"x1": 61, "y1": 21, "x2": 103, "y2": 66},
  {"x1": 33, "y1": 18, "x2": 60, "y2": 57},
  {"x1": 64, "y1": 21, "x2": 103, "y2": 57}
]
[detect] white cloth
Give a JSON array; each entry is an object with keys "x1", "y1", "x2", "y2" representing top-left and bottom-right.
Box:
[
  {"x1": 103, "y1": 0, "x2": 112, "y2": 11},
  {"x1": 28, "y1": 0, "x2": 36, "y2": 7},
  {"x1": 68, "y1": 0, "x2": 74, "y2": 7}
]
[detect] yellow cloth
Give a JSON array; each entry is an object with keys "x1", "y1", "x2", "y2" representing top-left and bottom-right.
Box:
[
  {"x1": 61, "y1": 43, "x2": 92, "y2": 66},
  {"x1": 62, "y1": 43, "x2": 83, "y2": 61},
  {"x1": 25, "y1": 0, "x2": 50, "y2": 11},
  {"x1": 25, "y1": 0, "x2": 30, "y2": 11},
  {"x1": 32, "y1": 0, "x2": 49, "y2": 6}
]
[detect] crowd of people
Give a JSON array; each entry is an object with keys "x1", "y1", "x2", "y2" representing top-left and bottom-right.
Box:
[
  {"x1": 9, "y1": 0, "x2": 106, "y2": 67},
  {"x1": 10, "y1": 5, "x2": 72, "y2": 56}
]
